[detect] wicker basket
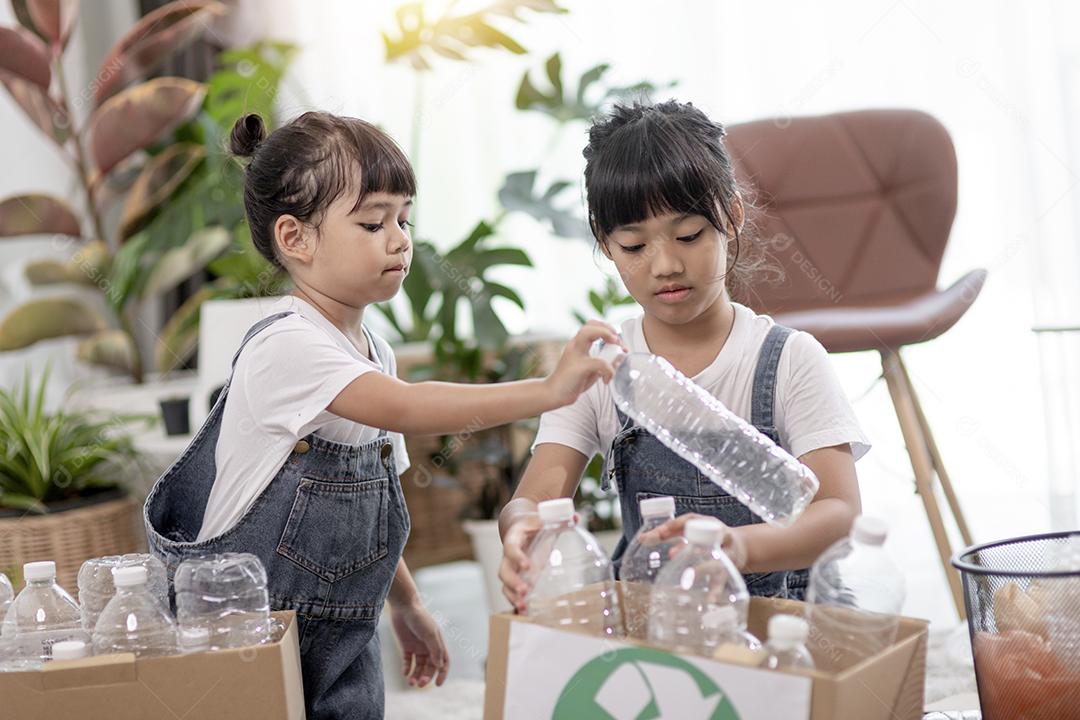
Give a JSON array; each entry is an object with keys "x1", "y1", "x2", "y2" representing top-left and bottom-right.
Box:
[{"x1": 0, "y1": 493, "x2": 143, "y2": 593}]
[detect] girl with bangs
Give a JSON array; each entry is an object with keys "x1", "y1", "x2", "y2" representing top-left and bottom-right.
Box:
[
  {"x1": 144, "y1": 111, "x2": 623, "y2": 719},
  {"x1": 498, "y1": 100, "x2": 870, "y2": 609}
]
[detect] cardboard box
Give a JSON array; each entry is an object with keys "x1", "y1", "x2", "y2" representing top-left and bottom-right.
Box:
[
  {"x1": 1, "y1": 610, "x2": 305, "y2": 720},
  {"x1": 484, "y1": 587, "x2": 928, "y2": 720}
]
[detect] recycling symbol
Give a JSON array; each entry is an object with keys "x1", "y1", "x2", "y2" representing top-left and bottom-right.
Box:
[{"x1": 553, "y1": 646, "x2": 741, "y2": 720}]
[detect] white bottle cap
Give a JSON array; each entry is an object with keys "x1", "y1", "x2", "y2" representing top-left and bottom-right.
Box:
[
  {"x1": 767, "y1": 614, "x2": 809, "y2": 648},
  {"x1": 639, "y1": 496, "x2": 675, "y2": 519},
  {"x1": 179, "y1": 626, "x2": 211, "y2": 649},
  {"x1": 52, "y1": 640, "x2": 89, "y2": 661},
  {"x1": 702, "y1": 605, "x2": 737, "y2": 631},
  {"x1": 590, "y1": 340, "x2": 627, "y2": 365},
  {"x1": 685, "y1": 518, "x2": 724, "y2": 545},
  {"x1": 23, "y1": 561, "x2": 56, "y2": 582},
  {"x1": 112, "y1": 565, "x2": 148, "y2": 588},
  {"x1": 537, "y1": 498, "x2": 575, "y2": 524},
  {"x1": 851, "y1": 515, "x2": 888, "y2": 546}
]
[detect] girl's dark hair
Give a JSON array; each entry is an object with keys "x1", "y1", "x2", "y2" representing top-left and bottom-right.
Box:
[
  {"x1": 583, "y1": 100, "x2": 774, "y2": 301},
  {"x1": 229, "y1": 111, "x2": 416, "y2": 268}
]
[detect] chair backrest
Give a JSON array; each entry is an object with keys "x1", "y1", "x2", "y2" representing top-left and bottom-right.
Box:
[{"x1": 725, "y1": 109, "x2": 957, "y2": 314}]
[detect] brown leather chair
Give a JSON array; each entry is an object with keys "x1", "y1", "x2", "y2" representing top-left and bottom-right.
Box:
[{"x1": 726, "y1": 109, "x2": 985, "y2": 619}]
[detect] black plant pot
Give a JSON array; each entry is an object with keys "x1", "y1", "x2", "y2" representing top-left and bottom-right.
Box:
[{"x1": 159, "y1": 396, "x2": 191, "y2": 436}]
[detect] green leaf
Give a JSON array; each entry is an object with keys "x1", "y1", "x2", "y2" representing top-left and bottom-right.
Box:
[
  {"x1": 0, "y1": 298, "x2": 108, "y2": 351},
  {"x1": 384, "y1": 0, "x2": 566, "y2": 69},
  {"x1": 589, "y1": 289, "x2": 604, "y2": 314},
  {"x1": 141, "y1": 226, "x2": 231, "y2": 298},
  {"x1": 498, "y1": 171, "x2": 587, "y2": 239}
]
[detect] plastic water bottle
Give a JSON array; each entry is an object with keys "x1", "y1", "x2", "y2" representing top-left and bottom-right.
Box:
[
  {"x1": 1, "y1": 561, "x2": 88, "y2": 666},
  {"x1": 759, "y1": 614, "x2": 815, "y2": 670},
  {"x1": 175, "y1": 553, "x2": 272, "y2": 649},
  {"x1": 805, "y1": 515, "x2": 905, "y2": 669},
  {"x1": 52, "y1": 640, "x2": 91, "y2": 661},
  {"x1": 0, "y1": 572, "x2": 13, "y2": 618},
  {"x1": 593, "y1": 343, "x2": 818, "y2": 527},
  {"x1": 524, "y1": 498, "x2": 622, "y2": 638},
  {"x1": 648, "y1": 518, "x2": 750, "y2": 655},
  {"x1": 78, "y1": 554, "x2": 168, "y2": 633},
  {"x1": 620, "y1": 496, "x2": 687, "y2": 638},
  {"x1": 703, "y1": 604, "x2": 762, "y2": 652},
  {"x1": 92, "y1": 566, "x2": 178, "y2": 658}
]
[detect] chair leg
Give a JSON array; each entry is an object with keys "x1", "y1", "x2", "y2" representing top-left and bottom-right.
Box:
[
  {"x1": 896, "y1": 353, "x2": 975, "y2": 548},
  {"x1": 881, "y1": 350, "x2": 967, "y2": 620}
]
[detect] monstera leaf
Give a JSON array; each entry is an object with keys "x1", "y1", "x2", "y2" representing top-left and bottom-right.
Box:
[
  {"x1": 516, "y1": 52, "x2": 675, "y2": 122},
  {"x1": 383, "y1": 0, "x2": 566, "y2": 70},
  {"x1": 498, "y1": 170, "x2": 587, "y2": 239}
]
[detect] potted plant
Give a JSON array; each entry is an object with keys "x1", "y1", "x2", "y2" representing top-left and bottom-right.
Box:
[
  {"x1": 0, "y1": 0, "x2": 229, "y2": 384},
  {"x1": 0, "y1": 369, "x2": 151, "y2": 592}
]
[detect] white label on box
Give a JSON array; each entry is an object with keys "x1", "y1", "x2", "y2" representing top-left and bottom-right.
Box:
[{"x1": 504, "y1": 623, "x2": 811, "y2": 720}]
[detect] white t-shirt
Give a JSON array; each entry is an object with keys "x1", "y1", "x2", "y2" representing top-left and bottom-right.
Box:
[
  {"x1": 197, "y1": 296, "x2": 411, "y2": 541},
  {"x1": 533, "y1": 303, "x2": 871, "y2": 464}
]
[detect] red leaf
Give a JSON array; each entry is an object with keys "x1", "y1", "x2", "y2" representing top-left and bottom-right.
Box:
[
  {"x1": 87, "y1": 76, "x2": 206, "y2": 178},
  {"x1": 0, "y1": 71, "x2": 69, "y2": 144},
  {"x1": 0, "y1": 25, "x2": 51, "y2": 88},
  {"x1": 24, "y1": 0, "x2": 78, "y2": 47},
  {"x1": 0, "y1": 194, "x2": 81, "y2": 238},
  {"x1": 94, "y1": 0, "x2": 226, "y2": 106}
]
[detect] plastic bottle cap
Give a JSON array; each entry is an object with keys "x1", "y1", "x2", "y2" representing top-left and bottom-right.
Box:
[
  {"x1": 851, "y1": 516, "x2": 888, "y2": 546},
  {"x1": 639, "y1": 496, "x2": 675, "y2": 519},
  {"x1": 767, "y1": 614, "x2": 809, "y2": 646},
  {"x1": 537, "y1": 498, "x2": 575, "y2": 524},
  {"x1": 112, "y1": 566, "x2": 148, "y2": 587},
  {"x1": 702, "y1": 605, "x2": 737, "y2": 630},
  {"x1": 51, "y1": 641, "x2": 88, "y2": 660},
  {"x1": 590, "y1": 340, "x2": 627, "y2": 365},
  {"x1": 685, "y1": 518, "x2": 724, "y2": 545},
  {"x1": 23, "y1": 561, "x2": 56, "y2": 582}
]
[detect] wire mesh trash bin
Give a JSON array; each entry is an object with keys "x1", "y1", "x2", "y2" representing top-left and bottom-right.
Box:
[{"x1": 952, "y1": 531, "x2": 1080, "y2": 720}]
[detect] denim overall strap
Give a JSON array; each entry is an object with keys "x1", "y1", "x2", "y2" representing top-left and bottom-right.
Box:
[
  {"x1": 603, "y1": 324, "x2": 801, "y2": 599},
  {"x1": 144, "y1": 312, "x2": 411, "y2": 720}
]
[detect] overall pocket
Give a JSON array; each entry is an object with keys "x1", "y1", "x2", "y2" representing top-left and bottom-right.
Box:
[{"x1": 277, "y1": 477, "x2": 389, "y2": 582}]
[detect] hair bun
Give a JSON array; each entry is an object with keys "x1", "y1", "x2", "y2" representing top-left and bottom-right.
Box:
[{"x1": 229, "y1": 113, "x2": 267, "y2": 158}]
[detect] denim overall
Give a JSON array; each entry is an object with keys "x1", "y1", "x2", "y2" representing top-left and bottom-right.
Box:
[
  {"x1": 603, "y1": 324, "x2": 809, "y2": 599},
  {"x1": 144, "y1": 312, "x2": 411, "y2": 720}
]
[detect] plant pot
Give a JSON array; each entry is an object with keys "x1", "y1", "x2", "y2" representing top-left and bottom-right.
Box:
[
  {"x1": 159, "y1": 396, "x2": 191, "y2": 436},
  {"x1": 0, "y1": 491, "x2": 142, "y2": 592},
  {"x1": 463, "y1": 519, "x2": 513, "y2": 615}
]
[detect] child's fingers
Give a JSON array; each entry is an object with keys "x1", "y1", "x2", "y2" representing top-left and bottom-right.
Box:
[
  {"x1": 574, "y1": 321, "x2": 622, "y2": 350},
  {"x1": 401, "y1": 651, "x2": 414, "y2": 678}
]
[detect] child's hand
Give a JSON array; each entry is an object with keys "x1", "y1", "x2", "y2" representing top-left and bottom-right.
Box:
[
  {"x1": 544, "y1": 320, "x2": 625, "y2": 408},
  {"x1": 390, "y1": 598, "x2": 450, "y2": 688},
  {"x1": 499, "y1": 512, "x2": 543, "y2": 613},
  {"x1": 640, "y1": 513, "x2": 749, "y2": 571}
]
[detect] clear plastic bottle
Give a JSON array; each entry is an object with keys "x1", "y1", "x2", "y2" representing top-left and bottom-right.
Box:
[
  {"x1": 805, "y1": 515, "x2": 905, "y2": 669},
  {"x1": 524, "y1": 498, "x2": 622, "y2": 638},
  {"x1": 759, "y1": 614, "x2": 815, "y2": 670},
  {"x1": 92, "y1": 566, "x2": 178, "y2": 658},
  {"x1": 620, "y1": 496, "x2": 687, "y2": 639},
  {"x1": 78, "y1": 554, "x2": 168, "y2": 633},
  {"x1": 0, "y1": 572, "x2": 13, "y2": 618},
  {"x1": 704, "y1": 604, "x2": 762, "y2": 652},
  {"x1": 174, "y1": 553, "x2": 272, "y2": 650},
  {"x1": 648, "y1": 518, "x2": 750, "y2": 656},
  {"x1": 593, "y1": 343, "x2": 819, "y2": 527},
  {"x1": 1, "y1": 561, "x2": 88, "y2": 666},
  {"x1": 52, "y1": 640, "x2": 91, "y2": 661}
]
